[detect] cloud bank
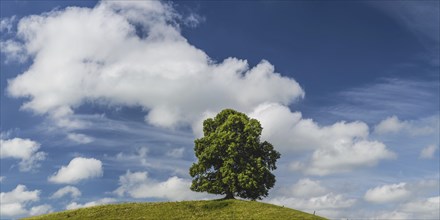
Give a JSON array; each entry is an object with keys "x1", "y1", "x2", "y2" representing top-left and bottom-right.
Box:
[
  {"x1": 4, "y1": 1, "x2": 303, "y2": 130},
  {"x1": 1, "y1": 0, "x2": 398, "y2": 182},
  {"x1": 250, "y1": 103, "x2": 395, "y2": 175}
]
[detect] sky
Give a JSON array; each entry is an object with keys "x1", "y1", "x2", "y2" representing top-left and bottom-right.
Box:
[{"x1": 0, "y1": 0, "x2": 439, "y2": 219}]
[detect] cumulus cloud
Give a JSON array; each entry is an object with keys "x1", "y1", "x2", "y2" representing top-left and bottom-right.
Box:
[
  {"x1": 290, "y1": 178, "x2": 327, "y2": 198},
  {"x1": 375, "y1": 196, "x2": 440, "y2": 220},
  {"x1": 0, "y1": 138, "x2": 46, "y2": 172},
  {"x1": 2, "y1": 0, "x2": 397, "y2": 178},
  {"x1": 375, "y1": 115, "x2": 436, "y2": 136},
  {"x1": 51, "y1": 186, "x2": 81, "y2": 199},
  {"x1": 114, "y1": 170, "x2": 211, "y2": 201},
  {"x1": 66, "y1": 198, "x2": 116, "y2": 210},
  {"x1": 29, "y1": 204, "x2": 53, "y2": 216},
  {"x1": 67, "y1": 133, "x2": 94, "y2": 144},
  {"x1": 48, "y1": 157, "x2": 103, "y2": 184},
  {"x1": 364, "y1": 183, "x2": 411, "y2": 203},
  {"x1": 420, "y1": 144, "x2": 438, "y2": 159},
  {"x1": 3, "y1": 0, "x2": 304, "y2": 130},
  {"x1": 401, "y1": 196, "x2": 440, "y2": 218},
  {"x1": 364, "y1": 178, "x2": 439, "y2": 218},
  {"x1": 0, "y1": 185, "x2": 40, "y2": 217},
  {"x1": 374, "y1": 115, "x2": 408, "y2": 134},
  {"x1": 268, "y1": 193, "x2": 355, "y2": 218},
  {"x1": 250, "y1": 103, "x2": 369, "y2": 152},
  {"x1": 249, "y1": 103, "x2": 395, "y2": 175},
  {"x1": 292, "y1": 140, "x2": 396, "y2": 176},
  {"x1": 364, "y1": 182, "x2": 411, "y2": 203},
  {"x1": 267, "y1": 178, "x2": 355, "y2": 218}
]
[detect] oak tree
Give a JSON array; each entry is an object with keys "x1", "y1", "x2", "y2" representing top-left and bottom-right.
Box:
[{"x1": 189, "y1": 109, "x2": 280, "y2": 200}]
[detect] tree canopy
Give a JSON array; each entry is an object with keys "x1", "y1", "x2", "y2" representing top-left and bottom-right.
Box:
[{"x1": 189, "y1": 109, "x2": 280, "y2": 200}]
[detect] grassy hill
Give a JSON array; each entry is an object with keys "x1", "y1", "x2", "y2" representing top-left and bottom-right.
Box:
[{"x1": 24, "y1": 199, "x2": 327, "y2": 220}]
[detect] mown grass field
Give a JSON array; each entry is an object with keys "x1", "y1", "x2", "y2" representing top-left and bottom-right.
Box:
[{"x1": 24, "y1": 199, "x2": 327, "y2": 220}]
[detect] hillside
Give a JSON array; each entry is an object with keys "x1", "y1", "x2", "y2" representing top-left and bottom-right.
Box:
[{"x1": 24, "y1": 199, "x2": 327, "y2": 220}]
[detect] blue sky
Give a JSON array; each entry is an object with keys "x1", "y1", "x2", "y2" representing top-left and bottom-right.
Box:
[{"x1": 0, "y1": 1, "x2": 439, "y2": 219}]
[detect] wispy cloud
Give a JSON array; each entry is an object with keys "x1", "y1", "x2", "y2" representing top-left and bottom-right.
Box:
[
  {"x1": 374, "y1": 115, "x2": 437, "y2": 136},
  {"x1": 66, "y1": 198, "x2": 116, "y2": 210},
  {"x1": 0, "y1": 16, "x2": 16, "y2": 33},
  {"x1": 50, "y1": 186, "x2": 81, "y2": 199},
  {"x1": 326, "y1": 78, "x2": 439, "y2": 123},
  {"x1": 114, "y1": 170, "x2": 213, "y2": 201},
  {"x1": 370, "y1": 1, "x2": 440, "y2": 66},
  {"x1": 419, "y1": 144, "x2": 438, "y2": 159}
]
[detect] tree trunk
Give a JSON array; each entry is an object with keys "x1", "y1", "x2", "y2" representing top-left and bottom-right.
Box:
[{"x1": 224, "y1": 190, "x2": 235, "y2": 199}]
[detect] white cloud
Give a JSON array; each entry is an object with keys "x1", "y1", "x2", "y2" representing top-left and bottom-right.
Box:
[
  {"x1": 374, "y1": 211, "x2": 411, "y2": 220},
  {"x1": 327, "y1": 79, "x2": 439, "y2": 125},
  {"x1": 0, "y1": 16, "x2": 15, "y2": 33},
  {"x1": 0, "y1": 40, "x2": 27, "y2": 63},
  {"x1": 0, "y1": 138, "x2": 46, "y2": 172},
  {"x1": 292, "y1": 140, "x2": 395, "y2": 176},
  {"x1": 290, "y1": 178, "x2": 327, "y2": 198},
  {"x1": 114, "y1": 170, "x2": 211, "y2": 201},
  {"x1": 249, "y1": 103, "x2": 369, "y2": 152},
  {"x1": 0, "y1": 185, "x2": 40, "y2": 217},
  {"x1": 48, "y1": 157, "x2": 103, "y2": 184},
  {"x1": 375, "y1": 196, "x2": 440, "y2": 220},
  {"x1": 0, "y1": 203, "x2": 28, "y2": 217},
  {"x1": 420, "y1": 144, "x2": 438, "y2": 159},
  {"x1": 115, "y1": 147, "x2": 149, "y2": 166},
  {"x1": 364, "y1": 182, "x2": 411, "y2": 203},
  {"x1": 267, "y1": 193, "x2": 355, "y2": 218},
  {"x1": 29, "y1": 204, "x2": 53, "y2": 216},
  {"x1": 67, "y1": 133, "x2": 94, "y2": 144},
  {"x1": 0, "y1": 185, "x2": 40, "y2": 205},
  {"x1": 113, "y1": 146, "x2": 189, "y2": 176},
  {"x1": 401, "y1": 196, "x2": 440, "y2": 218},
  {"x1": 247, "y1": 103, "x2": 395, "y2": 175},
  {"x1": 3, "y1": 0, "x2": 398, "y2": 180},
  {"x1": 375, "y1": 115, "x2": 436, "y2": 136},
  {"x1": 51, "y1": 186, "x2": 81, "y2": 199},
  {"x1": 165, "y1": 147, "x2": 184, "y2": 158},
  {"x1": 0, "y1": 176, "x2": 5, "y2": 182},
  {"x1": 3, "y1": 1, "x2": 304, "y2": 130},
  {"x1": 66, "y1": 198, "x2": 116, "y2": 210},
  {"x1": 374, "y1": 115, "x2": 408, "y2": 134}
]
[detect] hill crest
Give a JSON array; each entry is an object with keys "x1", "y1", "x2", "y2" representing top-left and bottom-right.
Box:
[{"x1": 24, "y1": 199, "x2": 327, "y2": 220}]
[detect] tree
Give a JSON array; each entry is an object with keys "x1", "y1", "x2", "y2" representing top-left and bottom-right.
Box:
[{"x1": 189, "y1": 109, "x2": 280, "y2": 200}]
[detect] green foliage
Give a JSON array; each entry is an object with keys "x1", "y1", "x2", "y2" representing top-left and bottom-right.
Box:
[
  {"x1": 189, "y1": 109, "x2": 280, "y2": 200},
  {"x1": 24, "y1": 200, "x2": 327, "y2": 220}
]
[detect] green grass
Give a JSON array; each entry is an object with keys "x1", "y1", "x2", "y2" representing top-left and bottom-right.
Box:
[{"x1": 23, "y1": 199, "x2": 327, "y2": 220}]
